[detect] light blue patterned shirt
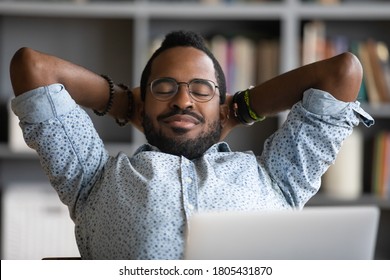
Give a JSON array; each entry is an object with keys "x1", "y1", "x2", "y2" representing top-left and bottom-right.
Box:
[{"x1": 11, "y1": 84, "x2": 374, "y2": 259}]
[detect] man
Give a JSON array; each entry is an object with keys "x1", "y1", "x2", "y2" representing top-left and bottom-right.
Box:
[{"x1": 10, "y1": 31, "x2": 373, "y2": 259}]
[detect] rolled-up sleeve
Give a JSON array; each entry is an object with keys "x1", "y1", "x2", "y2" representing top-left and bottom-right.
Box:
[
  {"x1": 11, "y1": 84, "x2": 109, "y2": 220},
  {"x1": 260, "y1": 88, "x2": 374, "y2": 208}
]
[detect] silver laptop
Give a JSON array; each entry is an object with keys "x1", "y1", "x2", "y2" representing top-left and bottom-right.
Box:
[{"x1": 184, "y1": 206, "x2": 380, "y2": 260}]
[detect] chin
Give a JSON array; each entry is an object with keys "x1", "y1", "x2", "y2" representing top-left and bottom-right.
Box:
[{"x1": 143, "y1": 115, "x2": 221, "y2": 159}]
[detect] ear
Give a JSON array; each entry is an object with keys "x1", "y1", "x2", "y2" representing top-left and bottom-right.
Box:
[
  {"x1": 219, "y1": 94, "x2": 240, "y2": 141},
  {"x1": 134, "y1": 104, "x2": 145, "y2": 133},
  {"x1": 219, "y1": 103, "x2": 229, "y2": 128},
  {"x1": 219, "y1": 103, "x2": 230, "y2": 141}
]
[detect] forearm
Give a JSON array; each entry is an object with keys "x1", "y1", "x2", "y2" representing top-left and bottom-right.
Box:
[
  {"x1": 9, "y1": 47, "x2": 129, "y2": 118},
  {"x1": 249, "y1": 52, "x2": 363, "y2": 117}
]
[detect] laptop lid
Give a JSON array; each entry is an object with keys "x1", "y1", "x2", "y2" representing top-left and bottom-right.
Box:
[{"x1": 184, "y1": 206, "x2": 380, "y2": 260}]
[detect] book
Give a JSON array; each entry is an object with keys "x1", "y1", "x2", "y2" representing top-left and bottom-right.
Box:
[
  {"x1": 256, "y1": 39, "x2": 279, "y2": 84},
  {"x1": 350, "y1": 41, "x2": 368, "y2": 103},
  {"x1": 210, "y1": 35, "x2": 229, "y2": 83},
  {"x1": 365, "y1": 40, "x2": 390, "y2": 103},
  {"x1": 232, "y1": 35, "x2": 256, "y2": 91},
  {"x1": 301, "y1": 23, "x2": 390, "y2": 105},
  {"x1": 376, "y1": 41, "x2": 390, "y2": 103},
  {"x1": 371, "y1": 132, "x2": 390, "y2": 199},
  {"x1": 358, "y1": 41, "x2": 382, "y2": 104},
  {"x1": 302, "y1": 21, "x2": 326, "y2": 65},
  {"x1": 387, "y1": 133, "x2": 390, "y2": 200},
  {"x1": 209, "y1": 34, "x2": 263, "y2": 93}
]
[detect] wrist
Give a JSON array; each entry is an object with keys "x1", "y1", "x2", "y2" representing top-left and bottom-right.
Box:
[
  {"x1": 93, "y1": 74, "x2": 133, "y2": 127},
  {"x1": 114, "y1": 84, "x2": 133, "y2": 127},
  {"x1": 93, "y1": 74, "x2": 114, "y2": 116},
  {"x1": 232, "y1": 89, "x2": 265, "y2": 126}
]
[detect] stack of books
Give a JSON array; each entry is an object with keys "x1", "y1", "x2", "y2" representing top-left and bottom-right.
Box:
[
  {"x1": 371, "y1": 132, "x2": 390, "y2": 199},
  {"x1": 208, "y1": 35, "x2": 280, "y2": 93},
  {"x1": 302, "y1": 21, "x2": 390, "y2": 105}
]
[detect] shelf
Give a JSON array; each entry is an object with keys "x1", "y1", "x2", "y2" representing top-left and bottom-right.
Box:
[
  {"x1": 361, "y1": 103, "x2": 390, "y2": 118},
  {"x1": 1, "y1": 0, "x2": 389, "y2": 196},
  {"x1": 0, "y1": 1, "x2": 285, "y2": 19},
  {"x1": 140, "y1": 2, "x2": 285, "y2": 19},
  {"x1": 298, "y1": 3, "x2": 390, "y2": 19},
  {"x1": 1, "y1": 0, "x2": 389, "y2": 261},
  {"x1": 1, "y1": 1, "x2": 390, "y2": 20},
  {"x1": 0, "y1": 1, "x2": 137, "y2": 18},
  {"x1": 307, "y1": 193, "x2": 390, "y2": 210}
]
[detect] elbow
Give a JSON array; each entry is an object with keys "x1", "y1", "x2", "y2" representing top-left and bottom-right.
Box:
[
  {"x1": 10, "y1": 47, "x2": 34, "y2": 79},
  {"x1": 341, "y1": 51, "x2": 363, "y2": 86},
  {"x1": 10, "y1": 47, "x2": 43, "y2": 96},
  {"x1": 332, "y1": 52, "x2": 363, "y2": 102},
  {"x1": 311, "y1": 52, "x2": 362, "y2": 102}
]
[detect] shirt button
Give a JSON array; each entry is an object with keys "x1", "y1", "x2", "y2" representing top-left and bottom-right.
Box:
[
  {"x1": 185, "y1": 177, "x2": 193, "y2": 184},
  {"x1": 188, "y1": 204, "x2": 195, "y2": 211}
]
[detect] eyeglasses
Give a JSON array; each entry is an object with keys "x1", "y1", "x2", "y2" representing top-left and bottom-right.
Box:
[{"x1": 149, "y1": 77, "x2": 219, "y2": 103}]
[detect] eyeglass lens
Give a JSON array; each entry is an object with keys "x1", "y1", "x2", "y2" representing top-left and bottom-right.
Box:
[{"x1": 151, "y1": 78, "x2": 216, "y2": 102}]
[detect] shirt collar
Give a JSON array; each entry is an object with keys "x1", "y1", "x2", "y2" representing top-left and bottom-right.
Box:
[{"x1": 133, "y1": 142, "x2": 232, "y2": 157}]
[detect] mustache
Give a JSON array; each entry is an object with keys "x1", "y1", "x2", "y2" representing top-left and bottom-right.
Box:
[{"x1": 157, "y1": 108, "x2": 205, "y2": 123}]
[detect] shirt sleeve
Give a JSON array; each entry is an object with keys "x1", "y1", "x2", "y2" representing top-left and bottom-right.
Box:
[
  {"x1": 259, "y1": 88, "x2": 374, "y2": 209},
  {"x1": 11, "y1": 84, "x2": 109, "y2": 220}
]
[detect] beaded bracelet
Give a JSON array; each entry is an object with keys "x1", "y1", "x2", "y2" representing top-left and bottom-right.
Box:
[
  {"x1": 93, "y1": 74, "x2": 115, "y2": 116},
  {"x1": 115, "y1": 83, "x2": 133, "y2": 127},
  {"x1": 233, "y1": 89, "x2": 265, "y2": 125}
]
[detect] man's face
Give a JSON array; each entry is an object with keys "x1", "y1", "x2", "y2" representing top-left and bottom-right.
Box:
[{"x1": 141, "y1": 46, "x2": 227, "y2": 159}]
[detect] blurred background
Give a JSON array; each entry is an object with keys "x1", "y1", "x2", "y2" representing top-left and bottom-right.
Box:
[{"x1": 0, "y1": 0, "x2": 389, "y2": 259}]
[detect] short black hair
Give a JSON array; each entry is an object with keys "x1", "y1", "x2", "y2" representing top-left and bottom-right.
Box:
[{"x1": 140, "y1": 30, "x2": 227, "y2": 104}]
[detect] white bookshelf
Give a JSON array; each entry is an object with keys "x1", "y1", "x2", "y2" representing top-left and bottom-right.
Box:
[
  {"x1": 0, "y1": 0, "x2": 389, "y2": 178},
  {"x1": 1, "y1": 0, "x2": 389, "y2": 185},
  {"x1": 0, "y1": 0, "x2": 389, "y2": 259}
]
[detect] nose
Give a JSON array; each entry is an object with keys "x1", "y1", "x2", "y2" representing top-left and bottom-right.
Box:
[{"x1": 169, "y1": 83, "x2": 193, "y2": 109}]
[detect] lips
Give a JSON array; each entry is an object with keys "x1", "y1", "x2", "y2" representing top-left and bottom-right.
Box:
[
  {"x1": 162, "y1": 114, "x2": 200, "y2": 130},
  {"x1": 157, "y1": 108, "x2": 205, "y2": 133},
  {"x1": 164, "y1": 114, "x2": 200, "y2": 124}
]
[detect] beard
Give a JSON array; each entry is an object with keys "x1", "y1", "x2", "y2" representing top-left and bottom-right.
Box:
[{"x1": 142, "y1": 112, "x2": 222, "y2": 160}]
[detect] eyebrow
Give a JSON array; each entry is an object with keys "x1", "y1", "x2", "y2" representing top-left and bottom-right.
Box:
[{"x1": 153, "y1": 77, "x2": 217, "y2": 84}]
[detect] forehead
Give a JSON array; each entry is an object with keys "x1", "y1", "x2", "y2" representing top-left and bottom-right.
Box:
[{"x1": 150, "y1": 47, "x2": 216, "y2": 82}]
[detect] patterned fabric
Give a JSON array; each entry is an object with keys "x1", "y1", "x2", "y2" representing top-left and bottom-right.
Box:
[{"x1": 11, "y1": 84, "x2": 374, "y2": 259}]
